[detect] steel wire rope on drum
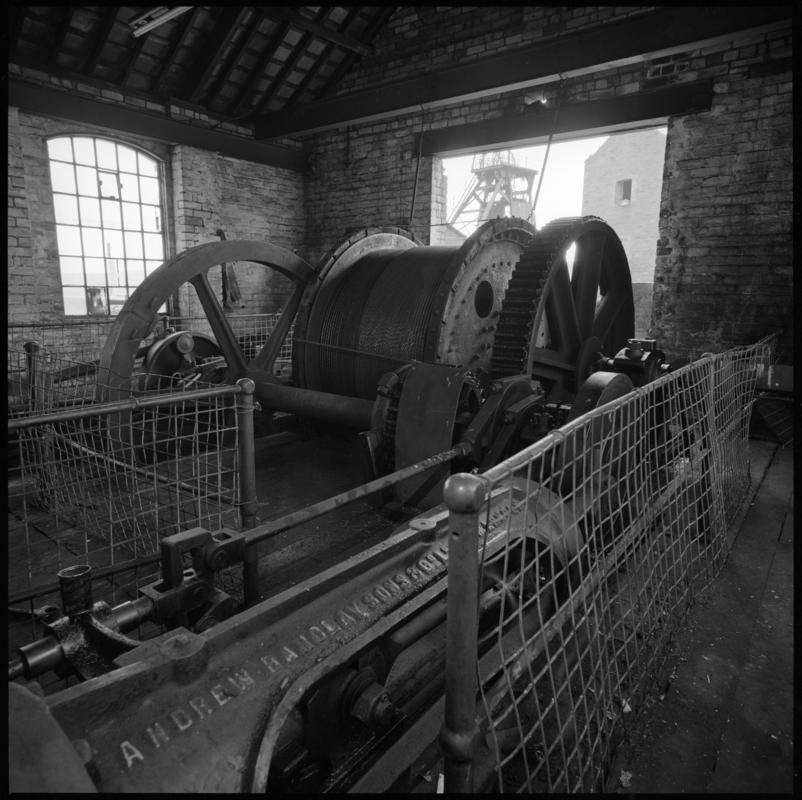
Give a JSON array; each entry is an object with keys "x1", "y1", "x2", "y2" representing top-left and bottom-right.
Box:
[
  {"x1": 298, "y1": 218, "x2": 536, "y2": 400},
  {"x1": 313, "y1": 250, "x2": 394, "y2": 398},
  {"x1": 308, "y1": 248, "x2": 454, "y2": 399},
  {"x1": 294, "y1": 227, "x2": 421, "y2": 393}
]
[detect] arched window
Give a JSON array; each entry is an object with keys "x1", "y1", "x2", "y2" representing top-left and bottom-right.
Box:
[{"x1": 47, "y1": 136, "x2": 166, "y2": 316}]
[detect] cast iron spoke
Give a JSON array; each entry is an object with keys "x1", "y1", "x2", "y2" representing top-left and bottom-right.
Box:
[
  {"x1": 572, "y1": 231, "x2": 605, "y2": 340},
  {"x1": 189, "y1": 271, "x2": 248, "y2": 376},
  {"x1": 593, "y1": 289, "x2": 627, "y2": 343},
  {"x1": 547, "y1": 260, "x2": 583, "y2": 356}
]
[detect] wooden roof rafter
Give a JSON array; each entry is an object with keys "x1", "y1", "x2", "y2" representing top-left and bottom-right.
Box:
[
  {"x1": 80, "y1": 7, "x2": 120, "y2": 76},
  {"x1": 150, "y1": 6, "x2": 205, "y2": 97},
  {"x1": 259, "y1": 6, "x2": 374, "y2": 57},
  {"x1": 187, "y1": 7, "x2": 252, "y2": 106}
]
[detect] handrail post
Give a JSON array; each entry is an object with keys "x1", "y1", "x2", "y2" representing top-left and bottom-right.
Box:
[
  {"x1": 235, "y1": 378, "x2": 260, "y2": 606},
  {"x1": 23, "y1": 341, "x2": 39, "y2": 407},
  {"x1": 440, "y1": 472, "x2": 487, "y2": 793}
]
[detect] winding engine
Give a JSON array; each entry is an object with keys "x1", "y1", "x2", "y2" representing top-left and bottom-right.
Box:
[{"x1": 9, "y1": 215, "x2": 670, "y2": 793}]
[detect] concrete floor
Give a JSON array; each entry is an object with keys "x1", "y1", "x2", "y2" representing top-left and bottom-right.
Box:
[{"x1": 607, "y1": 439, "x2": 795, "y2": 794}]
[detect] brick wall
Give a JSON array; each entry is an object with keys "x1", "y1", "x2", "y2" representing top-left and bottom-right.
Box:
[
  {"x1": 652, "y1": 39, "x2": 793, "y2": 361},
  {"x1": 7, "y1": 108, "x2": 35, "y2": 326},
  {"x1": 335, "y1": 7, "x2": 652, "y2": 95},
  {"x1": 304, "y1": 117, "x2": 433, "y2": 258},
  {"x1": 171, "y1": 145, "x2": 305, "y2": 319}
]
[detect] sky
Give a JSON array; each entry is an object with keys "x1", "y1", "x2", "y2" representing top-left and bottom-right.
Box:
[{"x1": 442, "y1": 136, "x2": 610, "y2": 230}]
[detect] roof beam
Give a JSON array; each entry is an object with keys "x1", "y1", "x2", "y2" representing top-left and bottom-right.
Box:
[
  {"x1": 193, "y1": 9, "x2": 265, "y2": 106},
  {"x1": 314, "y1": 6, "x2": 395, "y2": 101},
  {"x1": 80, "y1": 7, "x2": 120, "y2": 76},
  {"x1": 187, "y1": 7, "x2": 250, "y2": 105},
  {"x1": 259, "y1": 7, "x2": 374, "y2": 56},
  {"x1": 419, "y1": 80, "x2": 714, "y2": 156},
  {"x1": 254, "y1": 5, "x2": 790, "y2": 139},
  {"x1": 248, "y1": 28, "x2": 315, "y2": 120},
  {"x1": 228, "y1": 20, "x2": 291, "y2": 118},
  {"x1": 150, "y1": 6, "x2": 205, "y2": 97},
  {"x1": 47, "y1": 7, "x2": 75, "y2": 66},
  {"x1": 279, "y1": 8, "x2": 362, "y2": 110},
  {"x1": 8, "y1": 78, "x2": 306, "y2": 172},
  {"x1": 8, "y1": 6, "x2": 27, "y2": 62},
  {"x1": 118, "y1": 31, "x2": 148, "y2": 87}
]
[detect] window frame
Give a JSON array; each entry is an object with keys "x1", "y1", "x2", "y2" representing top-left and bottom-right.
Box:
[
  {"x1": 46, "y1": 134, "x2": 169, "y2": 317},
  {"x1": 615, "y1": 178, "x2": 633, "y2": 206}
]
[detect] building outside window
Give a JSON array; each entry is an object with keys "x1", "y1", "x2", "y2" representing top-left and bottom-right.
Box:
[{"x1": 47, "y1": 136, "x2": 166, "y2": 316}]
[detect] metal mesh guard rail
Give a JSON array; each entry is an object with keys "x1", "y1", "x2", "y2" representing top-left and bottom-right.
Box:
[
  {"x1": 441, "y1": 338, "x2": 775, "y2": 793},
  {"x1": 7, "y1": 379, "x2": 255, "y2": 612}
]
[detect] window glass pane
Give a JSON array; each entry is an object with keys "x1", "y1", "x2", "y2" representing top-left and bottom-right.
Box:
[
  {"x1": 107, "y1": 258, "x2": 125, "y2": 286},
  {"x1": 137, "y1": 152, "x2": 159, "y2": 177},
  {"x1": 86, "y1": 287, "x2": 108, "y2": 316},
  {"x1": 79, "y1": 196, "x2": 102, "y2": 227},
  {"x1": 82, "y1": 227, "x2": 104, "y2": 258},
  {"x1": 62, "y1": 287, "x2": 87, "y2": 315},
  {"x1": 143, "y1": 233, "x2": 164, "y2": 261},
  {"x1": 119, "y1": 175, "x2": 140, "y2": 203},
  {"x1": 122, "y1": 202, "x2": 142, "y2": 230},
  {"x1": 59, "y1": 257, "x2": 84, "y2": 284},
  {"x1": 48, "y1": 138, "x2": 73, "y2": 162},
  {"x1": 127, "y1": 259, "x2": 145, "y2": 285},
  {"x1": 109, "y1": 287, "x2": 129, "y2": 315},
  {"x1": 56, "y1": 225, "x2": 83, "y2": 256},
  {"x1": 125, "y1": 231, "x2": 144, "y2": 259},
  {"x1": 141, "y1": 204, "x2": 161, "y2": 232},
  {"x1": 96, "y1": 140, "x2": 118, "y2": 171},
  {"x1": 76, "y1": 165, "x2": 99, "y2": 197},
  {"x1": 139, "y1": 176, "x2": 160, "y2": 205},
  {"x1": 53, "y1": 194, "x2": 79, "y2": 225},
  {"x1": 103, "y1": 229, "x2": 124, "y2": 259},
  {"x1": 84, "y1": 258, "x2": 106, "y2": 284},
  {"x1": 73, "y1": 137, "x2": 96, "y2": 166},
  {"x1": 49, "y1": 161, "x2": 76, "y2": 194},
  {"x1": 98, "y1": 171, "x2": 120, "y2": 200},
  {"x1": 50, "y1": 136, "x2": 164, "y2": 312},
  {"x1": 117, "y1": 146, "x2": 138, "y2": 172},
  {"x1": 101, "y1": 199, "x2": 122, "y2": 229}
]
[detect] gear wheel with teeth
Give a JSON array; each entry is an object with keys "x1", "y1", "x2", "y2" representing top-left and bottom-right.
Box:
[{"x1": 490, "y1": 216, "x2": 635, "y2": 401}]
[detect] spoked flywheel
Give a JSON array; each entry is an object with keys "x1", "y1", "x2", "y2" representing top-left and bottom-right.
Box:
[
  {"x1": 490, "y1": 216, "x2": 634, "y2": 402},
  {"x1": 96, "y1": 240, "x2": 315, "y2": 401}
]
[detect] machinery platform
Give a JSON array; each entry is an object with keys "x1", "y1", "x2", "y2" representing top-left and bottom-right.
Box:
[{"x1": 607, "y1": 439, "x2": 794, "y2": 793}]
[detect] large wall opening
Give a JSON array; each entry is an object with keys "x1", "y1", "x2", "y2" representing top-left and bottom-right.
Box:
[{"x1": 432, "y1": 127, "x2": 667, "y2": 337}]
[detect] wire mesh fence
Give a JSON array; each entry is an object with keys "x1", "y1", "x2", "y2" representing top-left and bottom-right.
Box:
[
  {"x1": 7, "y1": 347, "x2": 256, "y2": 677},
  {"x1": 442, "y1": 336, "x2": 776, "y2": 793}
]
